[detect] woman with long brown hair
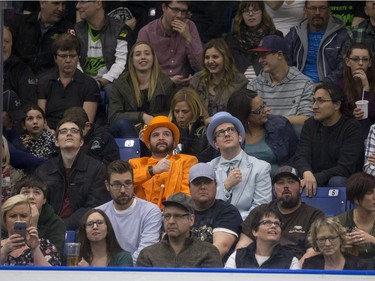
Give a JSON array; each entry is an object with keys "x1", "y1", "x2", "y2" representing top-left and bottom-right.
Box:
[
  {"x1": 224, "y1": 1, "x2": 283, "y2": 80},
  {"x1": 190, "y1": 38, "x2": 248, "y2": 120},
  {"x1": 77, "y1": 209, "x2": 133, "y2": 267},
  {"x1": 340, "y1": 43, "x2": 375, "y2": 137}
]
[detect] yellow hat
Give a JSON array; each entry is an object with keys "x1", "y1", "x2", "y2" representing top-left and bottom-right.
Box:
[{"x1": 143, "y1": 116, "x2": 180, "y2": 148}]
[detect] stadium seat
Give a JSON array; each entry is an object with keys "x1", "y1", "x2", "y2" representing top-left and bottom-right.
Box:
[
  {"x1": 301, "y1": 186, "x2": 347, "y2": 216},
  {"x1": 115, "y1": 138, "x2": 141, "y2": 161},
  {"x1": 65, "y1": 230, "x2": 76, "y2": 243}
]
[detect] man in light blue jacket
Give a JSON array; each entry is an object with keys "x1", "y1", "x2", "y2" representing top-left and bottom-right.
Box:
[{"x1": 207, "y1": 112, "x2": 272, "y2": 220}]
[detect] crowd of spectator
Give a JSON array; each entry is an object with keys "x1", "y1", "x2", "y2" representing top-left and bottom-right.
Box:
[{"x1": 1, "y1": 0, "x2": 375, "y2": 271}]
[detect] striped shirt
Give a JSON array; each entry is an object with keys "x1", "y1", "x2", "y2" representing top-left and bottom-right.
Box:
[{"x1": 247, "y1": 66, "x2": 314, "y2": 117}]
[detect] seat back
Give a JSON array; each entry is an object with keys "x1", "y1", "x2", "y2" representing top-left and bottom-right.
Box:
[
  {"x1": 115, "y1": 138, "x2": 141, "y2": 161},
  {"x1": 301, "y1": 187, "x2": 347, "y2": 216}
]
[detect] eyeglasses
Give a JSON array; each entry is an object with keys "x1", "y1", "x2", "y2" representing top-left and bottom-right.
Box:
[
  {"x1": 163, "y1": 213, "x2": 190, "y2": 221},
  {"x1": 85, "y1": 219, "x2": 106, "y2": 228},
  {"x1": 214, "y1": 127, "x2": 237, "y2": 138},
  {"x1": 167, "y1": 5, "x2": 189, "y2": 17},
  {"x1": 58, "y1": 128, "x2": 81, "y2": 135},
  {"x1": 109, "y1": 181, "x2": 133, "y2": 190},
  {"x1": 312, "y1": 98, "x2": 333, "y2": 105},
  {"x1": 251, "y1": 103, "x2": 267, "y2": 115},
  {"x1": 242, "y1": 8, "x2": 261, "y2": 15},
  {"x1": 56, "y1": 53, "x2": 79, "y2": 60},
  {"x1": 258, "y1": 220, "x2": 282, "y2": 228},
  {"x1": 305, "y1": 6, "x2": 329, "y2": 12},
  {"x1": 316, "y1": 235, "x2": 339, "y2": 245},
  {"x1": 348, "y1": 57, "x2": 371, "y2": 64}
]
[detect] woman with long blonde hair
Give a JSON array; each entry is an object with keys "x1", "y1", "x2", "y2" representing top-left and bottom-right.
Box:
[
  {"x1": 109, "y1": 42, "x2": 176, "y2": 137},
  {"x1": 1, "y1": 136, "x2": 24, "y2": 203},
  {"x1": 168, "y1": 87, "x2": 214, "y2": 162}
]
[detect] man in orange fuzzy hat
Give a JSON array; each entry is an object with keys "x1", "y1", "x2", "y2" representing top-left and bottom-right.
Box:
[{"x1": 129, "y1": 116, "x2": 198, "y2": 209}]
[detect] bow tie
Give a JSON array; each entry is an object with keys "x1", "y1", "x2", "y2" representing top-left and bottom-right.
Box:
[{"x1": 220, "y1": 159, "x2": 240, "y2": 169}]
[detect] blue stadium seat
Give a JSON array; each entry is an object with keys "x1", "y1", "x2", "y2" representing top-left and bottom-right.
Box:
[
  {"x1": 301, "y1": 187, "x2": 347, "y2": 216},
  {"x1": 65, "y1": 230, "x2": 76, "y2": 243},
  {"x1": 115, "y1": 138, "x2": 141, "y2": 161}
]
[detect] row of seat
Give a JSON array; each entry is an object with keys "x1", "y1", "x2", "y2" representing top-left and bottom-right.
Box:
[
  {"x1": 113, "y1": 139, "x2": 351, "y2": 216},
  {"x1": 301, "y1": 186, "x2": 350, "y2": 216}
]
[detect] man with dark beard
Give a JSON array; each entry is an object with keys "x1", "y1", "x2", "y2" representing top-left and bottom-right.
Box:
[
  {"x1": 129, "y1": 116, "x2": 198, "y2": 209},
  {"x1": 235, "y1": 166, "x2": 324, "y2": 261},
  {"x1": 96, "y1": 160, "x2": 162, "y2": 265}
]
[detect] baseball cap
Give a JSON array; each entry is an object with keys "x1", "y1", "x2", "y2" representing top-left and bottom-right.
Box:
[
  {"x1": 251, "y1": 35, "x2": 288, "y2": 54},
  {"x1": 189, "y1": 163, "x2": 216, "y2": 183},
  {"x1": 162, "y1": 192, "x2": 195, "y2": 214},
  {"x1": 272, "y1": 166, "x2": 300, "y2": 184},
  {"x1": 3, "y1": 90, "x2": 25, "y2": 121}
]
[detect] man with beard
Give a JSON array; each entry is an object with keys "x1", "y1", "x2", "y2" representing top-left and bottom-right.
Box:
[
  {"x1": 96, "y1": 160, "x2": 162, "y2": 265},
  {"x1": 129, "y1": 116, "x2": 198, "y2": 209},
  {"x1": 285, "y1": 0, "x2": 348, "y2": 83},
  {"x1": 235, "y1": 166, "x2": 324, "y2": 261}
]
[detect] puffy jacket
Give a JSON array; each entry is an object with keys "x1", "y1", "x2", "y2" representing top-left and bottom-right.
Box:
[{"x1": 236, "y1": 243, "x2": 295, "y2": 269}]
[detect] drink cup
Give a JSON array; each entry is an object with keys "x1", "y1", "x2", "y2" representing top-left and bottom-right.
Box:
[
  {"x1": 355, "y1": 100, "x2": 369, "y2": 119},
  {"x1": 65, "y1": 242, "x2": 80, "y2": 266}
]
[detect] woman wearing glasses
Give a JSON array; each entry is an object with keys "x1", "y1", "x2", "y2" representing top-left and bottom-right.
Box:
[
  {"x1": 77, "y1": 209, "x2": 133, "y2": 267},
  {"x1": 190, "y1": 38, "x2": 248, "y2": 120},
  {"x1": 227, "y1": 89, "x2": 298, "y2": 176},
  {"x1": 303, "y1": 216, "x2": 366, "y2": 270},
  {"x1": 338, "y1": 43, "x2": 375, "y2": 138},
  {"x1": 224, "y1": 1, "x2": 282, "y2": 81},
  {"x1": 225, "y1": 208, "x2": 300, "y2": 269}
]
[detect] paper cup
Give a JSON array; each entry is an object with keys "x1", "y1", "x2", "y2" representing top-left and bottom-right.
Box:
[{"x1": 355, "y1": 100, "x2": 369, "y2": 120}]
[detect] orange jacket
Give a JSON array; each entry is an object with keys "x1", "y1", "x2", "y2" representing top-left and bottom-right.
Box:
[{"x1": 129, "y1": 154, "x2": 198, "y2": 209}]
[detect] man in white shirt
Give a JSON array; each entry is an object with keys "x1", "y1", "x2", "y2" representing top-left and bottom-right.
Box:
[{"x1": 96, "y1": 160, "x2": 162, "y2": 264}]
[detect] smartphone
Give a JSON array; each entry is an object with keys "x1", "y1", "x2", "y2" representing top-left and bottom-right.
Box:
[{"x1": 14, "y1": 221, "x2": 27, "y2": 238}]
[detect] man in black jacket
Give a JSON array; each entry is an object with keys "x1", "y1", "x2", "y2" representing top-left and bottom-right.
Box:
[
  {"x1": 35, "y1": 118, "x2": 110, "y2": 230},
  {"x1": 11, "y1": 1, "x2": 74, "y2": 76},
  {"x1": 3, "y1": 26, "x2": 38, "y2": 107}
]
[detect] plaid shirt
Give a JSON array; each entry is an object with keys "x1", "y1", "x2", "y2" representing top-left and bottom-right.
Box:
[
  {"x1": 364, "y1": 124, "x2": 375, "y2": 176},
  {"x1": 349, "y1": 19, "x2": 375, "y2": 55}
]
